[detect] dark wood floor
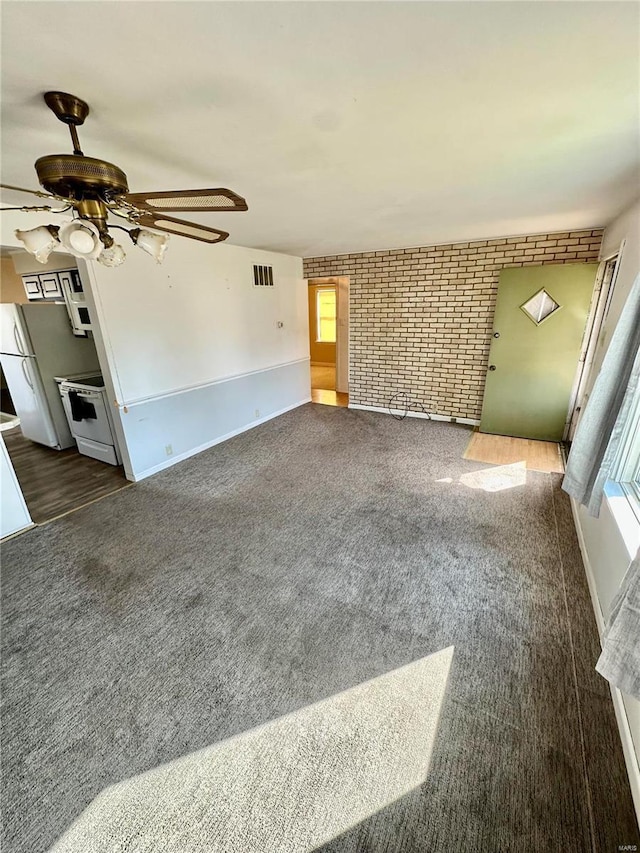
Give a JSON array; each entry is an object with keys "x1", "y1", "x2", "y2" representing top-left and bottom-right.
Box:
[{"x1": 3, "y1": 427, "x2": 130, "y2": 524}]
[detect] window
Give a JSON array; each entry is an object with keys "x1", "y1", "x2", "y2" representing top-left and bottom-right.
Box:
[
  {"x1": 316, "y1": 288, "x2": 336, "y2": 343},
  {"x1": 613, "y1": 381, "x2": 640, "y2": 520},
  {"x1": 520, "y1": 288, "x2": 561, "y2": 325}
]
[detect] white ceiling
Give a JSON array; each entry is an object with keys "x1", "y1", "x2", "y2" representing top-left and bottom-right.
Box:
[{"x1": 2, "y1": 1, "x2": 639, "y2": 257}]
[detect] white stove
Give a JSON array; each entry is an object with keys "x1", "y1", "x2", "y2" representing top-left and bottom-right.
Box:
[{"x1": 58, "y1": 374, "x2": 121, "y2": 466}]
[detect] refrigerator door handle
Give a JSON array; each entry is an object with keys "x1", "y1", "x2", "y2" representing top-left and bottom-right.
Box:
[
  {"x1": 21, "y1": 358, "x2": 34, "y2": 391},
  {"x1": 13, "y1": 324, "x2": 26, "y2": 356}
]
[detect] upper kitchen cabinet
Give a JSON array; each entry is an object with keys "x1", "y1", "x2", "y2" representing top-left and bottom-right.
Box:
[
  {"x1": 20, "y1": 269, "x2": 92, "y2": 335},
  {"x1": 21, "y1": 270, "x2": 64, "y2": 301},
  {"x1": 5, "y1": 252, "x2": 91, "y2": 336},
  {"x1": 39, "y1": 272, "x2": 64, "y2": 299},
  {"x1": 57, "y1": 270, "x2": 92, "y2": 334},
  {"x1": 22, "y1": 275, "x2": 44, "y2": 300}
]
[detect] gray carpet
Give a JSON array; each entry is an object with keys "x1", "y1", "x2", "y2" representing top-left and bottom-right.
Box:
[
  {"x1": 53, "y1": 649, "x2": 454, "y2": 852},
  {"x1": 1, "y1": 404, "x2": 638, "y2": 852}
]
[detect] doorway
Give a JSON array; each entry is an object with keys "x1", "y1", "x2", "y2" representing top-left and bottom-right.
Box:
[
  {"x1": 0, "y1": 247, "x2": 129, "y2": 528},
  {"x1": 308, "y1": 276, "x2": 349, "y2": 408}
]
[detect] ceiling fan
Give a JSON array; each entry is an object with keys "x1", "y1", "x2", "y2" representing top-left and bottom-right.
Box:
[{"x1": 1, "y1": 91, "x2": 248, "y2": 267}]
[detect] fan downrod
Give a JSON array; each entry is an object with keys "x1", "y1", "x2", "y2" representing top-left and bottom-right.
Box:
[{"x1": 44, "y1": 91, "x2": 89, "y2": 155}]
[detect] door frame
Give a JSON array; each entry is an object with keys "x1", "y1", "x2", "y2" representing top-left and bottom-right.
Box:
[
  {"x1": 306, "y1": 275, "x2": 350, "y2": 394},
  {"x1": 565, "y1": 240, "x2": 625, "y2": 441}
]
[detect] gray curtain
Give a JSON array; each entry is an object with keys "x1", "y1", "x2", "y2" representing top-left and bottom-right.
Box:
[
  {"x1": 562, "y1": 273, "x2": 640, "y2": 516},
  {"x1": 596, "y1": 550, "x2": 640, "y2": 700}
]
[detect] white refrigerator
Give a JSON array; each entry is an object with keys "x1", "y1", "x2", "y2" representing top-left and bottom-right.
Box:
[{"x1": 0, "y1": 303, "x2": 101, "y2": 449}]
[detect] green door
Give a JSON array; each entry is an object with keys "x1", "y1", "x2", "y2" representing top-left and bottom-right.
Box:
[{"x1": 479, "y1": 263, "x2": 597, "y2": 441}]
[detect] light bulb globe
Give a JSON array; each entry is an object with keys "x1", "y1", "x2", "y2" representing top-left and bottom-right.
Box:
[
  {"x1": 14, "y1": 226, "x2": 60, "y2": 264},
  {"x1": 68, "y1": 229, "x2": 95, "y2": 254},
  {"x1": 97, "y1": 244, "x2": 126, "y2": 268}
]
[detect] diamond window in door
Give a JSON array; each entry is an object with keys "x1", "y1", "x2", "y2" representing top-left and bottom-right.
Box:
[{"x1": 520, "y1": 288, "x2": 561, "y2": 325}]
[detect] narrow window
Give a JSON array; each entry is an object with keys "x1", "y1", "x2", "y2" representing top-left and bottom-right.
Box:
[
  {"x1": 316, "y1": 288, "x2": 336, "y2": 343},
  {"x1": 613, "y1": 382, "x2": 640, "y2": 521}
]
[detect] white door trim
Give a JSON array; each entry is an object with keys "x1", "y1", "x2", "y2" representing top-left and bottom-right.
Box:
[{"x1": 565, "y1": 241, "x2": 625, "y2": 441}]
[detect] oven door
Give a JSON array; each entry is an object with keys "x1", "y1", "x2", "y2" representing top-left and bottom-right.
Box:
[{"x1": 61, "y1": 388, "x2": 113, "y2": 445}]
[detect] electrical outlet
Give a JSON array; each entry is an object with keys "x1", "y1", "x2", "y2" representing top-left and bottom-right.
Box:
[
  {"x1": 165, "y1": 444, "x2": 173, "y2": 456},
  {"x1": 255, "y1": 409, "x2": 260, "y2": 419}
]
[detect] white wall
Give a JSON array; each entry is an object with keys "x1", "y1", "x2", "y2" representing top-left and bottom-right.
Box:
[
  {"x1": 1, "y1": 211, "x2": 310, "y2": 481},
  {"x1": 82, "y1": 238, "x2": 309, "y2": 480},
  {"x1": 84, "y1": 239, "x2": 307, "y2": 405},
  {"x1": 572, "y1": 198, "x2": 640, "y2": 820}
]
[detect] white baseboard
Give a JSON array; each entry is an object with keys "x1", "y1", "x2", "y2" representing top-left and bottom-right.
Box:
[
  {"x1": 609, "y1": 683, "x2": 640, "y2": 828},
  {"x1": 1, "y1": 522, "x2": 36, "y2": 542},
  {"x1": 348, "y1": 403, "x2": 480, "y2": 427},
  {"x1": 569, "y1": 497, "x2": 606, "y2": 635},
  {"x1": 569, "y1": 496, "x2": 640, "y2": 824},
  {"x1": 132, "y1": 398, "x2": 311, "y2": 482}
]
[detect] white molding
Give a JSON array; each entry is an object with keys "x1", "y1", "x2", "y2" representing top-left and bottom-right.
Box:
[
  {"x1": 609, "y1": 684, "x2": 640, "y2": 828},
  {"x1": 0, "y1": 522, "x2": 36, "y2": 542},
  {"x1": 118, "y1": 357, "x2": 311, "y2": 410},
  {"x1": 569, "y1": 497, "x2": 605, "y2": 635},
  {"x1": 570, "y1": 495, "x2": 640, "y2": 824},
  {"x1": 131, "y1": 397, "x2": 311, "y2": 482},
  {"x1": 564, "y1": 259, "x2": 607, "y2": 441},
  {"x1": 348, "y1": 403, "x2": 480, "y2": 426}
]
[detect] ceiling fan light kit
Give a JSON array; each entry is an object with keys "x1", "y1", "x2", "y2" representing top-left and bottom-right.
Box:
[
  {"x1": 97, "y1": 243, "x2": 126, "y2": 268},
  {"x1": 58, "y1": 219, "x2": 103, "y2": 260},
  {"x1": 14, "y1": 224, "x2": 60, "y2": 264},
  {"x1": 129, "y1": 228, "x2": 170, "y2": 264},
  {"x1": 5, "y1": 91, "x2": 248, "y2": 269}
]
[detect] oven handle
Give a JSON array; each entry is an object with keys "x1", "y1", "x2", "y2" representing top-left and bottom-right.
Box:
[{"x1": 60, "y1": 386, "x2": 101, "y2": 399}]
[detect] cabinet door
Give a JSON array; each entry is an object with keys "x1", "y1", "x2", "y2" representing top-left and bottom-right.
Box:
[
  {"x1": 57, "y1": 270, "x2": 90, "y2": 334},
  {"x1": 70, "y1": 269, "x2": 84, "y2": 294},
  {"x1": 58, "y1": 269, "x2": 84, "y2": 298},
  {"x1": 22, "y1": 275, "x2": 43, "y2": 300},
  {"x1": 39, "y1": 272, "x2": 63, "y2": 299}
]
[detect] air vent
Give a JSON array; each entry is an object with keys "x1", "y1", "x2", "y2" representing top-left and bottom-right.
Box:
[{"x1": 253, "y1": 264, "x2": 274, "y2": 287}]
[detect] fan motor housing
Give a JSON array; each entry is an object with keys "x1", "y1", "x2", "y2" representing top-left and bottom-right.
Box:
[{"x1": 35, "y1": 154, "x2": 128, "y2": 198}]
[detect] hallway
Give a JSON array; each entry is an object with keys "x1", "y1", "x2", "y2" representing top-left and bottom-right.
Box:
[{"x1": 310, "y1": 364, "x2": 348, "y2": 408}]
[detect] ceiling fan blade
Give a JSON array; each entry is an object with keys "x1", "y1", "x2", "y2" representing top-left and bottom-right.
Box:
[
  {"x1": 1, "y1": 183, "x2": 54, "y2": 201},
  {"x1": 135, "y1": 213, "x2": 229, "y2": 244},
  {"x1": 119, "y1": 188, "x2": 248, "y2": 213}
]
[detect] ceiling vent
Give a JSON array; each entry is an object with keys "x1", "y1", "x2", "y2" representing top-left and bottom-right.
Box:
[{"x1": 253, "y1": 264, "x2": 274, "y2": 287}]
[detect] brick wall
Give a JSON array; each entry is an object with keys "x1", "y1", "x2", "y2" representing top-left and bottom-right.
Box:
[{"x1": 303, "y1": 230, "x2": 602, "y2": 421}]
